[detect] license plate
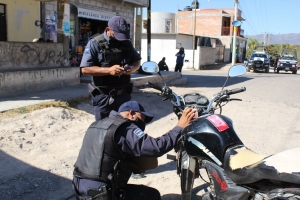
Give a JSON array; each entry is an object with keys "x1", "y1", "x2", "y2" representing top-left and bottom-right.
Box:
[
  {"x1": 285, "y1": 67, "x2": 289, "y2": 70},
  {"x1": 256, "y1": 65, "x2": 260, "y2": 67}
]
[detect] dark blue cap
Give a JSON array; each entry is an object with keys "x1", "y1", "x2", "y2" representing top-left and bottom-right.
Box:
[
  {"x1": 118, "y1": 101, "x2": 154, "y2": 123},
  {"x1": 108, "y1": 16, "x2": 130, "y2": 41}
]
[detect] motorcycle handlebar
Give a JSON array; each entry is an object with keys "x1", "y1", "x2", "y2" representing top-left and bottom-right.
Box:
[
  {"x1": 225, "y1": 87, "x2": 246, "y2": 95},
  {"x1": 145, "y1": 82, "x2": 163, "y2": 92}
]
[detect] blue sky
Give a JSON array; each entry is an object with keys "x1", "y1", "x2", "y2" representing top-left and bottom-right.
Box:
[{"x1": 142, "y1": 0, "x2": 300, "y2": 36}]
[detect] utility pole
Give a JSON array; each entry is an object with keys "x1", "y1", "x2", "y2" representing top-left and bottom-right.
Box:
[
  {"x1": 147, "y1": 0, "x2": 151, "y2": 61},
  {"x1": 231, "y1": 0, "x2": 238, "y2": 65},
  {"x1": 192, "y1": 0, "x2": 197, "y2": 70},
  {"x1": 134, "y1": 8, "x2": 142, "y2": 53},
  {"x1": 57, "y1": 0, "x2": 69, "y2": 66}
]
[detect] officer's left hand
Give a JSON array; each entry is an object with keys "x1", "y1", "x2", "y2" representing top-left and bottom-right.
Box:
[{"x1": 176, "y1": 108, "x2": 195, "y2": 129}]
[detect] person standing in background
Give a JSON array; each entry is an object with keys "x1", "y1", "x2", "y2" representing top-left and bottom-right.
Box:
[{"x1": 175, "y1": 47, "x2": 185, "y2": 73}]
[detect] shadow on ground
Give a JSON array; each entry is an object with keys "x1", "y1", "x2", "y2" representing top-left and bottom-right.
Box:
[
  {"x1": 161, "y1": 184, "x2": 210, "y2": 200},
  {"x1": 0, "y1": 150, "x2": 74, "y2": 200}
]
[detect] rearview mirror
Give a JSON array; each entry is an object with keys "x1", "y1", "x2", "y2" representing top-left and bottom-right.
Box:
[
  {"x1": 228, "y1": 65, "x2": 247, "y2": 77},
  {"x1": 142, "y1": 61, "x2": 159, "y2": 73}
]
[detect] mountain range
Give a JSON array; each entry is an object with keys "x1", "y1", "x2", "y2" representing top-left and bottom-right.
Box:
[{"x1": 246, "y1": 33, "x2": 300, "y2": 45}]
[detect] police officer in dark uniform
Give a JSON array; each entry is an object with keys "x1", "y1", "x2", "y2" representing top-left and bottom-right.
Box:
[
  {"x1": 80, "y1": 16, "x2": 141, "y2": 121},
  {"x1": 73, "y1": 101, "x2": 195, "y2": 200}
]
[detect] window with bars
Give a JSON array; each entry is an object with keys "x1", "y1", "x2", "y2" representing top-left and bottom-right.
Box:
[{"x1": 165, "y1": 19, "x2": 171, "y2": 33}]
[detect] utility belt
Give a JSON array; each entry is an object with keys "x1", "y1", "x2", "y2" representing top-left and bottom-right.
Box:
[
  {"x1": 88, "y1": 83, "x2": 133, "y2": 97},
  {"x1": 72, "y1": 182, "x2": 112, "y2": 200}
]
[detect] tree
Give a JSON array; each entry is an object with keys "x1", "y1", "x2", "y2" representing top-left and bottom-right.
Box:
[{"x1": 246, "y1": 38, "x2": 258, "y2": 58}]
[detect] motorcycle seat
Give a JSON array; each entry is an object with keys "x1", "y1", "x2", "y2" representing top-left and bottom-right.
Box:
[{"x1": 223, "y1": 146, "x2": 300, "y2": 185}]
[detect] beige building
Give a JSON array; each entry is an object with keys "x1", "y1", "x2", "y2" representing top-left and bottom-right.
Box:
[{"x1": 0, "y1": 0, "x2": 41, "y2": 42}]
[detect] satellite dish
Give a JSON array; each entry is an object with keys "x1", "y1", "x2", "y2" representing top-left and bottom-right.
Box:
[{"x1": 232, "y1": 20, "x2": 242, "y2": 27}]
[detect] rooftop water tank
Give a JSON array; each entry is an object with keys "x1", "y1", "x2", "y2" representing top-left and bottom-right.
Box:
[
  {"x1": 184, "y1": 6, "x2": 192, "y2": 11},
  {"x1": 191, "y1": 0, "x2": 199, "y2": 9}
]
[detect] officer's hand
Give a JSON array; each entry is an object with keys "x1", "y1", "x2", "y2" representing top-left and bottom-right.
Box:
[
  {"x1": 176, "y1": 108, "x2": 195, "y2": 129},
  {"x1": 109, "y1": 65, "x2": 125, "y2": 76},
  {"x1": 123, "y1": 69, "x2": 132, "y2": 75}
]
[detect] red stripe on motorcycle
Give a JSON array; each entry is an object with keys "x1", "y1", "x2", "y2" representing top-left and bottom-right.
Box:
[{"x1": 207, "y1": 115, "x2": 229, "y2": 132}]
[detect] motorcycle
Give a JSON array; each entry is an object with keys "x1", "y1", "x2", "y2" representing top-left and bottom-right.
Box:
[{"x1": 141, "y1": 61, "x2": 300, "y2": 200}]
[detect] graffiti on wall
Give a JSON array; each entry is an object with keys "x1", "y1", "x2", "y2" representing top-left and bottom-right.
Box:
[{"x1": 0, "y1": 42, "x2": 65, "y2": 71}]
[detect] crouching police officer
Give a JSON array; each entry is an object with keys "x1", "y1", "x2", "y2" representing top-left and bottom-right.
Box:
[
  {"x1": 80, "y1": 16, "x2": 141, "y2": 121},
  {"x1": 73, "y1": 101, "x2": 195, "y2": 200}
]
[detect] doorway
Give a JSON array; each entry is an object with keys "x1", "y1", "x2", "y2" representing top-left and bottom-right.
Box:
[{"x1": 0, "y1": 4, "x2": 7, "y2": 41}]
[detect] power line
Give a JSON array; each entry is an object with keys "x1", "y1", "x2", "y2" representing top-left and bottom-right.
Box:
[
  {"x1": 259, "y1": 0, "x2": 266, "y2": 32},
  {"x1": 239, "y1": 1, "x2": 259, "y2": 35},
  {"x1": 253, "y1": 0, "x2": 263, "y2": 33},
  {"x1": 264, "y1": 0, "x2": 270, "y2": 32}
]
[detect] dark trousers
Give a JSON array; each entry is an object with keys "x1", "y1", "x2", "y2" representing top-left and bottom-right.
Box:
[
  {"x1": 73, "y1": 177, "x2": 161, "y2": 200},
  {"x1": 92, "y1": 93, "x2": 131, "y2": 121},
  {"x1": 159, "y1": 66, "x2": 169, "y2": 71},
  {"x1": 124, "y1": 184, "x2": 161, "y2": 200},
  {"x1": 175, "y1": 63, "x2": 183, "y2": 72}
]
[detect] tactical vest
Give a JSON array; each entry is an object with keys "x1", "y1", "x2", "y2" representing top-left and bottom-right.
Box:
[
  {"x1": 73, "y1": 117, "x2": 137, "y2": 186},
  {"x1": 92, "y1": 34, "x2": 132, "y2": 89}
]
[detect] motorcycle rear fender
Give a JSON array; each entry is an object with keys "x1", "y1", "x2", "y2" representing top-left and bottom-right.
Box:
[{"x1": 203, "y1": 160, "x2": 250, "y2": 200}]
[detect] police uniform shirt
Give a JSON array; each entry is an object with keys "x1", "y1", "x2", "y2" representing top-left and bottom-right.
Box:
[
  {"x1": 110, "y1": 111, "x2": 183, "y2": 157},
  {"x1": 73, "y1": 110, "x2": 183, "y2": 196},
  {"x1": 80, "y1": 32, "x2": 141, "y2": 68}
]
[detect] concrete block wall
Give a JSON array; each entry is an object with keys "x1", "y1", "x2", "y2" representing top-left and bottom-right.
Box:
[
  {"x1": 224, "y1": 49, "x2": 231, "y2": 63},
  {"x1": 0, "y1": 67, "x2": 79, "y2": 98},
  {"x1": 0, "y1": 42, "x2": 79, "y2": 98},
  {"x1": 199, "y1": 47, "x2": 215, "y2": 66},
  {"x1": 0, "y1": 42, "x2": 65, "y2": 71}
]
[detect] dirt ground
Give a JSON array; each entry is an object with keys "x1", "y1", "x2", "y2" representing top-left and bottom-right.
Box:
[
  {"x1": 0, "y1": 87, "x2": 206, "y2": 200},
  {"x1": 1, "y1": 80, "x2": 300, "y2": 200}
]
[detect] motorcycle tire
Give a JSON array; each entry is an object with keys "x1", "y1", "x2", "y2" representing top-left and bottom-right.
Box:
[{"x1": 180, "y1": 151, "x2": 197, "y2": 200}]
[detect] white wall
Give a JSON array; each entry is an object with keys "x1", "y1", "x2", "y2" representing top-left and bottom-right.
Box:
[
  {"x1": 142, "y1": 12, "x2": 176, "y2": 34},
  {"x1": 151, "y1": 12, "x2": 176, "y2": 34},
  {"x1": 141, "y1": 34, "x2": 177, "y2": 67},
  {"x1": 141, "y1": 34, "x2": 199, "y2": 70}
]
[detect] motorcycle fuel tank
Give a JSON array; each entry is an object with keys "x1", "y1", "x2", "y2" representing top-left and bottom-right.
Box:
[{"x1": 182, "y1": 114, "x2": 243, "y2": 166}]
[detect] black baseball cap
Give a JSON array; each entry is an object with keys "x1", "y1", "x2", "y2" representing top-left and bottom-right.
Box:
[
  {"x1": 118, "y1": 101, "x2": 154, "y2": 123},
  {"x1": 108, "y1": 16, "x2": 130, "y2": 41}
]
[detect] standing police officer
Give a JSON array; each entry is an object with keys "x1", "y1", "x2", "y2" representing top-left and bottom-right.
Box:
[
  {"x1": 80, "y1": 16, "x2": 141, "y2": 121},
  {"x1": 73, "y1": 101, "x2": 195, "y2": 200}
]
